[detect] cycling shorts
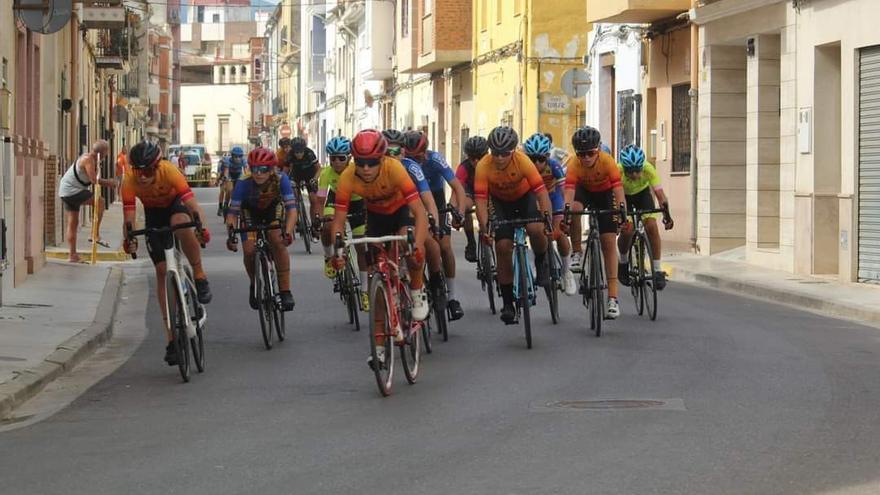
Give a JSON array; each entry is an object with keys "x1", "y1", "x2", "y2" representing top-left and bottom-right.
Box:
[
  {"x1": 625, "y1": 187, "x2": 661, "y2": 221},
  {"x1": 144, "y1": 196, "x2": 190, "y2": 264},
  {"x1": 240, "y1": 200, "x2": 286, "y2": 242},
  {"x1": 291, "y1": 167, "x2": 318, "y2": 192},
  {"x1": 491, "y1": 192, "x2": 539, "y2": 242},
  {"x1": 366, "y1": 204, "x2": 413, "y2": 238},
  {"x1": 574, "y1": 186, "x2": 618, "y2": 235}
]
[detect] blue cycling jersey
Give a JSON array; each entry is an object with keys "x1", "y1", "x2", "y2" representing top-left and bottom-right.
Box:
[
  {"x1": 228, "y1": 173, "x2": 297, "y2": 217},
  {"x1": 220, "y1": 156, "x2": 247, "y2": 179},
  {"x1": 415, "y1": 150, "x2": 455, "y2": 192},
  {"x1": 401, "y1": 157, "x2": 431, "y2": 194}
]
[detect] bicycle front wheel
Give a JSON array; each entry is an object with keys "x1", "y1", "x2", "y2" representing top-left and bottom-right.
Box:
[
  {"x1": 166, "y1": 275, "x2": 190, "y2": 382},
  {"x1": 546, "y1": 248, "x2": 560, "y2": 325},
  {"x1": 641, "y1": 233, "x2": 658, "y2": 321},
  {"x1": 589, "y1": 239, "x2": 604, "y2": 337},
  {"x1": 368, "y1": 279, "x2": 394, "y2": 397},
  {"x1": 398, "y1": 282, "x2": 420, "y2": 385},
  {"x1": 630, "y1": 240, "x2": 645, "y2": 316},
  {"x1": 480, "y1": 243, "x2": 497, "y2": 315},
  {"x1": 185, "y1": 278, "x2": 206, "y2": 373},
  {"x1": 517, "y1": 247, "x2": 533, "y2": 349},
  {"x1": 345, "y1": 260, "x2": 361, "y2": 331},
  {"x1": 255, "y1": 254, "x2": 275, "y2": 350}
]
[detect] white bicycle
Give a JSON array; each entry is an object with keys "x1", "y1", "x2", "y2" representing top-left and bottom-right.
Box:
[{"x1": 127, "y1": 219, "x2": 207, "y2": 382}]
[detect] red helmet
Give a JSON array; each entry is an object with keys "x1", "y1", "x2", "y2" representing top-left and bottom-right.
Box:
[
  {"x1": 403, "y1": 130, "x2": 428, "y2": 155},
  {"x1": 351, "y1": 129, "x2": 387, "y2": 160},
  {"x1": 248, "y1": 147, "x2": 278, "y2": 167}
]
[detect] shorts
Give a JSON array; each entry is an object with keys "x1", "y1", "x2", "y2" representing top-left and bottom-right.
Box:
[
  {"x1": 625, "y1": 187, "x2": 661, "y2": 221},
  {"x1": 491, "y1": 192, "x2": 539, "y2": 241},
  {"x1": 574, "y1": 186, "x2": 618, "y2": 235},
  {"x1": 291, "y1": 166, "x2": 318, "y2": 193},
  {"x1": 240, "y1": 200, "x2": 286, "y2": 242},
  {"x1": 324, "y1": 191, "x2": 366, "y2": 236},
  {"x1": 366, "y1": 205, "x2": 414, "y2": 238},
  {"x1": 431, "y1": 189, "x2": 452, "y2": 236},
  {"x1": 144, "y1": 196, "x2": 190, "y2": 264},
  {"x1": 61, "y1": 189, "x2": 93, "y2": 212}
]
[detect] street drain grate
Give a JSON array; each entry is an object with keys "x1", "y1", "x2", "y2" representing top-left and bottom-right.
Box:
[{"x1": 532, "y1": 398, "x2": 686, "y2": 412}]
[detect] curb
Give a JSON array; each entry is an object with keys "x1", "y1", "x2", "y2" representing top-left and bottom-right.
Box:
[
  {"x1": 0, "y1": 266, "x2": 124, "y2": 419},
  {"x1": 45, "y1": 249, "x2": 131, "y2": 262},
  {"x1": 666, "y1": 262, "x2": 880, "y2": 327}
]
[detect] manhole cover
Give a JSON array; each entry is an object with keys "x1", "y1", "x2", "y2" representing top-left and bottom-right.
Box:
[{"x1": 533, "y1": 398, "x2": 685, "y2": 412}]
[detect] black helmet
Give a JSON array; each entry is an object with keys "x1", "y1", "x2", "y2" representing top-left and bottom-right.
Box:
[
  {"x1": 464, "y1": 136, "x2": 488, "y2": 159},
  {"x1": 279, "y1": 137, "x2": 292, "y2": 147},
  {"x1": 382, "y1": 129, "x2": 406, "y2": 146},
  {"x1": 129, "y1": 141, "x2": 161, "y2": 169},
  {"x1": 571, "y1": 126, "x2": 601, "y2": 152},
  {"x1": 403, "y1": 130, "x2": 428, "y2": 155},
  {"x1": 487, "y1": 126, "x2": 518, "y2": 154},
  {"x1": 291, "y1": 137, "x2": 307, "y2": 152}
]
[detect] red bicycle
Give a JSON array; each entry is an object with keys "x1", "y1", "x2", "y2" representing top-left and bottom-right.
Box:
[{"x1": 336, "y1": 228, "x2": 423, "y2": 397}]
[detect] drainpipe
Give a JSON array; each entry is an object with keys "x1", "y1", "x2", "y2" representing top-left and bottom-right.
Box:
[{"x1": 689, "y1": 0, "x2": 700, "y2": 253}]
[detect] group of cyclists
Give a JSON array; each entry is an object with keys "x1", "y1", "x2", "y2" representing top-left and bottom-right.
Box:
[{"x1": 118, "y1": 123, "x2": 672, "y2": 368}]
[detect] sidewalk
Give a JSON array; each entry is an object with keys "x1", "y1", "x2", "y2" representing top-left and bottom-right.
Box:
[
  {"x1": 0, "y1": 201, "x2": 138, "y2": 419},
  {"x1": 662, "y1": 250, "x2": 880, "y2": 328},
  {"x1": 45, "y1": 197, "x2": 136, "y2": 262}
]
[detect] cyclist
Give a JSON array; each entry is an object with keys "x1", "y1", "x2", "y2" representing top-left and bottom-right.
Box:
[
  {"x1": 218, "y1": 146, "x2": 247, "y2": 215},
  {"x1": 317, "y1": 136, "x2": 371, "y2": 311},
  {"x1": 616, "y1": 144, "x2": 673, "y2": 290},
  {"x1": 524, "y1": 132, "x2": 576, "y2": 296},
  {"x1": 563, "y1": 126, "x2": 627, "y2": 319},
  {"x1": 403, "y1": 130, "x2": 468, "y2": 321},
  {"x1": 225, "y1": 148, "x2": 297, "y2": 312},
  {"x1": 121, "y1": 141, "x2": 212, "y2": 366},
  {"x1": 474, "y1": 126, "x2": 552, "y2": 324},
  {"x1": 330, "y1": 130, "x2": 430, "y2": 367},
  {"x1": 382, "y1": 129, "x2": 406, "y2": 159},
  {"x1": 283, "y1": 137, "x2": 321, "y2": 231},
  {"x1": 453, "y1": 135, "x2": 489, "y2": 263},
  {"x1": 275, "y1": 137, "x2": 292, "y2": 165}
]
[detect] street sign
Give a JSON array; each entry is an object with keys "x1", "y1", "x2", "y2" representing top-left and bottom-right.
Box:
[
  {"x1": 540, "y1": 93, "x2": 571, "y2": 114},
  {"x1": 14, "y1": 0, "x2": 72, "y2": 34},
  {"x1": 561, "y1": 68, "x2": 590, "y2": 99},
  {"x1": 279, "y1": 124, "x2": 292, "y2": 138}
]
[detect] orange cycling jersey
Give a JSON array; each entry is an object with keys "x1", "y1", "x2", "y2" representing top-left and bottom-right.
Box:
[
  {"x1": 121, "y1": 160, "x2": 194, "y2": 212},
  {"x1": 335, "y1": 156, "x2": 419, "y2": 215},
  {"x1": 275, "y1": 147, "x2": 288, "y2": 165},
  {"x1": 474, "y1": 150, "x2": 546, "y2": 202},
  {"x1": 564, "y1": 151, "x2": 622, "y2": 193}
]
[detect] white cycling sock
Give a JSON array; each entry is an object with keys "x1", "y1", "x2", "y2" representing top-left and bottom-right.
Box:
[
  {"x1": 653, "y1": 260, "x2": 662, "y2": 271},
  {"x1": 360, "y1": 271, "x2": 369, "y2": 290},
  {"x1": 619, "y1": 252, "x2": 629, "y2": 264},
  {"x1": 323, "y1": 244, "x2": 333, "y2": 258},
  {"x1": 447, "y1": 277, "x2": 456, "y2": 300},
  {"x1": 562, "y1": 254, "x2": 571, "y2": 273}
]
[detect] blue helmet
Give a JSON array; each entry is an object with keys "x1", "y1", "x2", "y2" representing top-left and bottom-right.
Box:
[
  {"x1": 523, "y1": 133, "x2": 552, "y2": 156},
  {"x1": 326, "y1": 136, "x2": 351, "y2": 155},
  {"x1": 600, "y1": 143, "x2": 612, "y2": 154},
  {"x1": 619, "y1": 145, "x2": 646, "y2": 171},
  {"x1": 230, "y1": 146, "x2": 244, "y2": 157}
]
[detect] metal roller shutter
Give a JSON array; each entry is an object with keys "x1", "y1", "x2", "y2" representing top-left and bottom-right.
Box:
[{"x1": 859, "y1": 46, "x2": 880, "y2": 282}]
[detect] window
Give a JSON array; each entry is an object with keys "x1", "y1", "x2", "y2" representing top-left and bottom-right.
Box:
[
  {"x1": 194, "y1": 116, "x2": 205, "y2": 144},
  {"x1": 496, "y1": 0, "x2": 502, "y2": 24},
  {"x1": 1, "y1": 57, "x2": 7, "y2": 87},
  {"x1": 617, "y1": 89, "x2": 635, "y2": 151},
  {"x1": 424, "y1": 0, "x2": 433, "y2": 15},
  {"x1": 402, "y1": 0, "x2": 410, "y2": 38},
  {"x1": 197, "y1": 6, "x2": 205, "y2": 22},
  {"x1": 219, "y1": 115, "x2": 231, "y2": 152},
  {"x1": 480, "y1": 0, "x2": 487, "y2": 31},
  {"x1": 212, "y1": 13, "x2": 220, "y2": 23},
  {"x1": 230, "y1": 66, "x2": 236, "y2": 75},
  {"x1": 672, "y1": 84, "x2": 691, "y2": 173}
]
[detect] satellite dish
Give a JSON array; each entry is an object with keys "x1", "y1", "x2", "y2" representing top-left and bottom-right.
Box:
[
  {"x1": 15, "y1": 0, "x2": 72, "y2": 34},
  {"x1": 561, "y1": 68, "x2": 591, "y2": 99}
]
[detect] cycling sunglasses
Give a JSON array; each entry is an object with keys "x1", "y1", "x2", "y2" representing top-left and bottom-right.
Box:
[
  {"x1": 133, "y1": 166, "x2": 156, "y2": 177},
  {"x1": 387, "y1": 145, "x2": 402, "y2": 157},
  {"x1": 329, "y1": 154, "x2": 349, "y2": 162},
  {"x1": 251, "y1": 165, "x2": 273, "y2": 174},
  {"x1": 492, "y1": 150, "x2": 513, "y2": 158},
  {"x1": 528, "y1": 154, "x2": 547, "y2": 163},
  {"x1": 354, "y1": 157, "x2": 381, "y2": 168},
  {"x1": 576, "y1": 148, "x2": 599, "y2": 158}
]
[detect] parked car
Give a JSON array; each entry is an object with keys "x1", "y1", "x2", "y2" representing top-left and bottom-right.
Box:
[{"x1": 181, "y1": 152, "x2": 212, "y2": 186}]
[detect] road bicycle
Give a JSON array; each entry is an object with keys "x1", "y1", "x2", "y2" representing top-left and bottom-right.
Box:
[
  {"x1": 228, "y1": 223, "x2": 288, "y2": 349},
  {"x1": 476, "y1": 225, "x2": 499, "y2": 315},
  {"x1": 331, "y1": 216, "x2": 363, "y2": 332},
  {"x1": 564, "y1": 204, "x2": 625, "y2": 337},
  {"x1": 292, "y1": 179, "x2": 313, "y2": 254},
  {"x1": 336, "y1": 229, "x2": 422, "y2": 397},
  {"x1": 426, "y1": 205, "x2": 463, "y2": 343},
  {"x1": 127, "y1": 219, "x2": 207, "y2": 382},
  {"x1": 623, "y1": 205, "x2": 672, "y2": 321},
  {"x1": 491, "y1": 216, "x2": 549, "y2": 349},
  {"x1": 545, "y1": 238, "x2": 563, "y2": 325}
]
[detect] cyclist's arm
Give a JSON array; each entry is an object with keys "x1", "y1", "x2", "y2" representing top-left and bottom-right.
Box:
[
  {"x1": 607, "y1": 161, "x2": 626, "y2": 211},
  {"x1": 563, "y1": 157, "x2": 578, "y2": 205},
  {"x1": 421, "y1": 190, "x2": 440, "y2": 228},
  {"x1": 524, "y1": 160, "x2": 550, "y2": 215},
  {"x1": 408, "y1": 196, "x2": 429, "y2": 249},
  {"x1": 169, "y1": 167, "x2": 206, "y2": 223},
  {"x1": 330, "y1": 173, "x2": 354, "y2": 247},
  {"x1": 225, "y1": 179, "x2": 246, "y2": 227},
  {"x1": 653, "y1": 186, "x2": 669, "y2": 207},
  {"x1": 121, "y1": 179, "x2": 137, "y2": 231},
  {"x1": 448, "y1": 178, "x2": 467, "y2": 215},
  {"x1": 278, "y1": 174, "x2": 298, "y2": 237},
  {"x1": 83, "y1": 155, "x2": 116, "y2": 188}
]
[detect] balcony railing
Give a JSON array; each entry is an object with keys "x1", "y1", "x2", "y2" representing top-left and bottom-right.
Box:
[
  {"x1": 95, "y1": 28, "x2": 130, "y2": 72},
  {"x1": 80, "y1": 0, "x2": 125, "y2": 30}
]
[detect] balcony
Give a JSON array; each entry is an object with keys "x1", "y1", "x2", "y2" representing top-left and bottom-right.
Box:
[
  {"x1": 414, "y1": 5, "x2": 471, "y2": 73},
  {"x1": 359, "y1": 0, "x2": 394, "y2": 80},
  {"x1": 95, "y1": 29, "x2": 130, "y2": 73},
  {"x1": 586, "y1": 0, "x2": 691, "y2": 24},
  {"x1": 79, "y1": 0, "x2": 125, "y2": 30}
]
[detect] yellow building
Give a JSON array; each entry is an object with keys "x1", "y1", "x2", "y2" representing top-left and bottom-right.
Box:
[{"x1": 472, "y1": 0, "x2": 588, "y2": 143}]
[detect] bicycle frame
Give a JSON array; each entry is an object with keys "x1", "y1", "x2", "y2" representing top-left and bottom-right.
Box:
[{"x1": 511, "y1": 226, "x2": 537, "y2": 308}]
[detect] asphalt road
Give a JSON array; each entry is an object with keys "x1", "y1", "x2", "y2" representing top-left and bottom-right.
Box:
[{"x1": 3, "y1": 188, "x2": 880, "y2": 494}]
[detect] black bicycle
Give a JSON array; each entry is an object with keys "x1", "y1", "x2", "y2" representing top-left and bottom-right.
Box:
[
  {"x1": 476, "y1": 226, "x2": 498, "y2": 315},
  {"x1": 333, "y1": 224, "x2": 362, "y2": 332},
  {"x1": 293, "y1": 180, "x2": 313, "y2": 254},
  {"x1": 228, "y1": 223, "x2": 287, "y2": 349},
  {"x1": 564, "y1": 204, "x2": 624, "y2": 337},
  {"x1": 624, "y1": 205, "x2": 672, "y2": 321},
  {"x1": 546, "y1": 237, "x2": 563, "y2": 325}
]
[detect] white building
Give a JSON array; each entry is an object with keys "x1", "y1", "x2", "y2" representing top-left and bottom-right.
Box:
[{"x1": 179, "y1": 64, "x2": 250, "y2": 157}]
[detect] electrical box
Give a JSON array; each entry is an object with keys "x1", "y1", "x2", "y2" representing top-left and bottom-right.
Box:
[{"x1": 798, "y1": 108, "x2": 812, "y2": 154}]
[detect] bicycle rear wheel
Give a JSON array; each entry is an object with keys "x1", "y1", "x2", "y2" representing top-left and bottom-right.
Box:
[
  {"x1": 641, "y1": 234, "x2": 658, "y2": 321},
  {"x1": 480, "y1": 243, "x2": 497, "y2": 315},
  {"x1": 166, "y1": 275, "x2": 190, "y2": 382},
  {"x1": 255, "y1": 254, "x2": 274, "y2": 350},
  {"x1": 186, "y1": 279, "x2": 206, "y2": 373},
  {"x1": 433, "y1": 273, "x2": 449, "y2": 342},
  {"x1": 345, "y1": 260, "x2": 361, "y2": 331},
  {"x1": 398, "y1": 283, "x2": 420, "y2": 384},
  {"x1": 517, "y1": 247, "x2": 533, "y2": 349},
  {"x1": 368, "y1": 279, "x2": 394, "y2": 397}
]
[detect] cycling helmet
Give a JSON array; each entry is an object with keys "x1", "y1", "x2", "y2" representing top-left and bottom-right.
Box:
[
  {"x1": 619, "y1": 144, "x2": 646, "y2": 171},
  {"x1": 129, "y1": 141, "x2": 162, "y2": 169},
  {"x1": 325, "y1": 136, "x2": 352, "y2": 155},
  {"x1": 279, "y1": 137, "x2": 292, "y2": 147},
  {"x1": 487, "y1": 126, "x2": 519, "y2": 154},
  {"x1": 523, "y1": 133, "x2": 552, "y2": 156},
  {"x1": 571, "y1": 126, "x2": 601, "y2": 152},
  {"x1": 403, "y1": 130, "x2": 428, "y2": 155},
  {"x1": 230, "y1": 145, "x2": 245, "y2": 157},
  {"x1": 351, "y1": 129, "x2": 387, "y2": 160},
  {"x1": 248, "y1": 147, "x2": 278, "y2": 167},
  {"x1": 291, "y1": 137, "x2": 307, "y2": 153},
  {"x1": 600, "y1": 143, "x2": 612, "y2": 154},
  {"x1": 382, "y1": 129, "x2": 406, "y2": 146},
  {"x1": 464, "y1": 136, "x2": 488, "y2": 158}
]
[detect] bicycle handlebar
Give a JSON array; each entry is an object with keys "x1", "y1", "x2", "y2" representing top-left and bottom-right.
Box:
[
  {"x1": 126, "y1": 218, "x2": 204, "y2": 260},
  {"x1": 491, "y1": 217, "x2": 548, "y2": 228}
]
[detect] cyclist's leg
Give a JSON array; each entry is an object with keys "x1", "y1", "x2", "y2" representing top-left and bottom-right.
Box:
[
  {"x1": 241, "y1": 236, "x2": 257, "y2": 281},
  {"x1": 152, "y1": 262, "x2": 173, "y2": 341},
  {"x1": 171, "y1": 211, "x2": 207, "y2": 282},
  {"x1": 589, "y1": 191, "x2": 620, "y2": 301},
  {"x1": 462, "y1": 195, "x2": 476, "y2": 246},
  {"x1": 645, "y1": 217, "x2": 661, "y2": 263},
  {"x1": 144, "y1": 205, "x2": 173, "y2": 341},
  {"x1": 267, "y1": 229, "x2": 291, "y2": 291}
]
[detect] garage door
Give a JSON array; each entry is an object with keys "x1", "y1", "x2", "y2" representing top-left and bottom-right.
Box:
[{"x1": 858, "y1": 46, "x2": 880, "y2": 282}]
